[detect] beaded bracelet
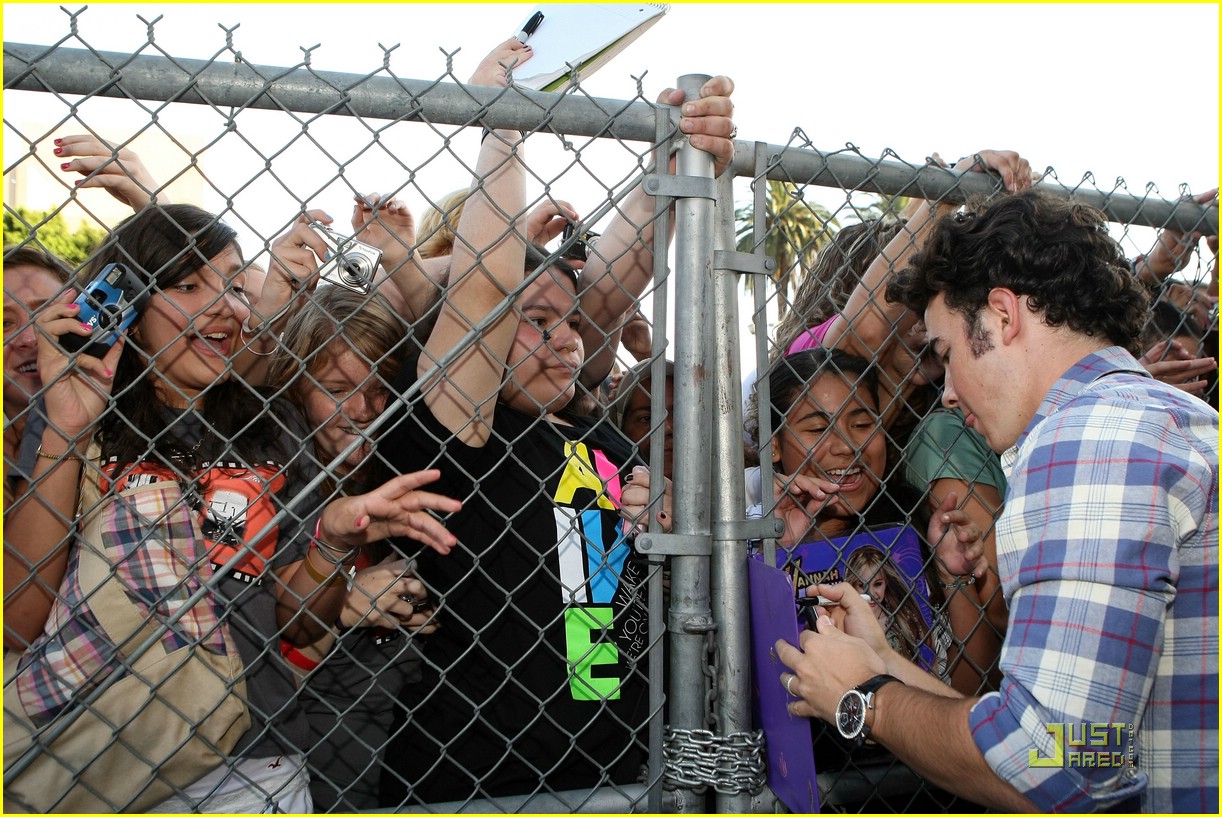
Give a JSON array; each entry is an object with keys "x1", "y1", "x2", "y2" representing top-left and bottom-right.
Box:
[
  {"x1": 36, "y1": 446, "x2": 82, "y2": 462},
  {"x1": 939, "y1": 574, "x2": 977, "y2": 591}
]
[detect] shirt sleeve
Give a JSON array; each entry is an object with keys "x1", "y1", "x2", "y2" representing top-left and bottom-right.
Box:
[
  {"x1": 785, "y1": 315, "x2": 838, "y2": 356},
  {"x1": 967, "y1": 400, "x2": 1176, "y2": 810}
]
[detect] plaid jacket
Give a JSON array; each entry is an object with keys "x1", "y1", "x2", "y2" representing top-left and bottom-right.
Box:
[{"x1": 16, "y1": 471, "x2": 245, "y2": 724}]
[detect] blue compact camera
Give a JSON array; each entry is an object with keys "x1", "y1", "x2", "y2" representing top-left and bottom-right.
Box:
[{"x1": 61, "y1": 262, "x2": 150, "y2": 357}]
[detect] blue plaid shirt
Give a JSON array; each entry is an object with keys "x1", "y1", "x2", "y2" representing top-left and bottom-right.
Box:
[{"x1": 968, "y1": 347, "x2": 1219, "y2": 812}]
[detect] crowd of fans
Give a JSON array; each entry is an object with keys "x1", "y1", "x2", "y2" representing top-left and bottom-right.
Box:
[{"x1": 3, "y1": 34, "x2": 1217, "y2": 815}]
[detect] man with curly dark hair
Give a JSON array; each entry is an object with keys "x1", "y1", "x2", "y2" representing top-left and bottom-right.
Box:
[{"x1": 776, "y1": 189, "x2": 1219, "y2": 812}]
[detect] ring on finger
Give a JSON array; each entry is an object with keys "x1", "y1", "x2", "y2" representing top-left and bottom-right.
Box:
[
  {"x1": 785, "y1": 675, "x2": 796, "y2": 697},
  {"x1": 399, "y1": 593, "x2": 430, "y2": 611}
]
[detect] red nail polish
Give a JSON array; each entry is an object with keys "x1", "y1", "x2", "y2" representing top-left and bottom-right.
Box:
[
  {"x1": 73, "y1": 180, "x2": 83, "y2": 186},
  {"x1": 60, "y1": 162, "x2": 71, "y2": 171},
  {"x1": 53, "y1": 146, "x2": 63, "y2": 155},
  {"x1": 53, "y1": 138, "x2": 63, "y2": 146}
]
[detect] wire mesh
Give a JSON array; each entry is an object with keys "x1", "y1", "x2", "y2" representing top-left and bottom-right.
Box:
[{"x1": 3, "y1": 23, "x2": 1218, "y2": 815}]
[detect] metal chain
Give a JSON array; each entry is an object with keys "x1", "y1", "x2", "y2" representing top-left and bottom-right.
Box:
[
  {"x1": 703, "y1": 629, "x2": 719, "y2": 729},
  {"x1": 662, "y1": 727, "x2": 767, "y2": 795},
  {"x1": 660, "y1": 630, "x2": 766, "y2": 796}
]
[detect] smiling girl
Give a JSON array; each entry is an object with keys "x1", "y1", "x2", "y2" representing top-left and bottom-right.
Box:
[
  {"x1": 749, "y1": 348, "x2": 956, "y2": 668},
  {"x1": 753, "y1": 348, "x2": 906, "y2": 541},
  {"x1": 751, "y1": 346, "x2": 1008, "y2": 698},
  {"x1": 266, "y1": 284, "x2": 449, "y2": 811}
]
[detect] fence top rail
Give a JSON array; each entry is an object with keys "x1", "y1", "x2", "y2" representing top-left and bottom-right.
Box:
[
  {"x1": 5, "y1": 41, "x2": 1216, "y2": 234},
  {"x1": 3, "y1": 41, "x2": 668, "y2": 139},
  {"x1": 731, "y1": 145, "x2": 1218, "y2": 235}
]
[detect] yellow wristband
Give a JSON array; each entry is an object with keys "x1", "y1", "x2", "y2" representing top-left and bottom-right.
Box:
[{"x1": 302, "y1": 552, "x2": 344, "y2": 587}]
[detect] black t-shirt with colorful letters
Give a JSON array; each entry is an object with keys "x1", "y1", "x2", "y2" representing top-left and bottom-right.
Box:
[{"x1": 379, "y1": 387, "x2": 650, "y2": 804}]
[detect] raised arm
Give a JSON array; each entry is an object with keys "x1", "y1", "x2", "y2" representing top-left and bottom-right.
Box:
[
  {"x1": 1132, "y1": 189, "x2": 1217, "y2": 285},
  {"x1": 577, "y1": 76, "x2": 737, "y2": 386},
  {"x1": 417, "y1": 38, "x2": 530, "y2": 445},
  {"x1": 353, "y1": 191, "x2": 453, "y2": 325},
  {"x1": 825, "y1": 150, "x2": 1033, "y2": 357},
  {"x1": 235, "y1": 208, "x2": 333, "y2": 385},
  {"x1": 1133, "y1": 191, "x2": 1220, "y2": 334},
  {"x1": 53, "y1": 133, "x2": 169, "y2": 210},
  {"x1": 4, "y1": 294, "x2": 123, "y2": 648}
]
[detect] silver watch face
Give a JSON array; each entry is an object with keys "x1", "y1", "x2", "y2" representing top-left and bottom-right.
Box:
[{"x1": 836, "y1": 689, "x2": 867, "y2": 740}]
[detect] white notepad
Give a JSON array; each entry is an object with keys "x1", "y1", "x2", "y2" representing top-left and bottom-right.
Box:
[{"x1": 511, "y1": 4, "x2": 669, "y2": 92}]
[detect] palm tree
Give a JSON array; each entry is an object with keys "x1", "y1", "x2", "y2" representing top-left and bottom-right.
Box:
[
  {"x1": 849, "y1": 192, "x2": 912, "y2": 223},
  {"x1": 734, "y1": 179, "x2": 838, "y2": 321}
]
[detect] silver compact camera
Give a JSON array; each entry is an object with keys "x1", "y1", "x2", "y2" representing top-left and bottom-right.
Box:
[{"x1": 316, "y1": 226, "x2": 383, "y2": 293}]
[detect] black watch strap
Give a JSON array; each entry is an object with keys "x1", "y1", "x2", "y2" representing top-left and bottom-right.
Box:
[
  {"x1": 856, "y1": 673, "x2": 900, "y2": 697},
  {"x1": 857, "y1": 674, "x2": 900, "y2": 744}
]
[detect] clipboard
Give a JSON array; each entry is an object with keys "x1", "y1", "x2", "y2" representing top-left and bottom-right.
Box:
[{"x1": 511, "y1": 4, "x2": 669, "y2": 92}]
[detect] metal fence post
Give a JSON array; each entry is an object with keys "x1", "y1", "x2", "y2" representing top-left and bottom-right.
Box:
[
  {"x1": 749, "y1": 143, "x2": 779, "y2": 572},
  {"x1": 710, "y1": 167, "x2": 756, "y2": 813},
  {"x1": 664, "y1": 71, "x2": 716, "y2": 798},
  {"x1": 645, "y1": 95, "x2": 676, "y2": 816}
]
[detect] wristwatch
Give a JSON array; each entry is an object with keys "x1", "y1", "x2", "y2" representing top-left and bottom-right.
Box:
[{"x1": 835, "y1": 674, "x2": 900, "y2": 745}]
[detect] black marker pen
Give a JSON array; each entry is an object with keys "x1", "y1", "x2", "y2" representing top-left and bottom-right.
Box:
[{"x1": 517, "y1": 11, "x2": 545, "y2": 43}]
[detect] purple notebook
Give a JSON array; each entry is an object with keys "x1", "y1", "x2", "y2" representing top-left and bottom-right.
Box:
[
  {"x1": 749, "y1": 525, "x2": 932, "y2": 812},
  {"x1": 748, "y1": 556, "x2": 820, "y2": 813}
]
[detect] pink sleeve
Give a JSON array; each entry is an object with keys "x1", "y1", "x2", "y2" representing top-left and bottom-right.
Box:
[{"x1": 785, "y1": 315, "x2": 838, "y2": 356}]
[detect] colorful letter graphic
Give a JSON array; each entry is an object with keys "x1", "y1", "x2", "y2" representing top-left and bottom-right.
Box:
[{"x1": 553, "y1": 441, "x2": 629, "y2": 700}]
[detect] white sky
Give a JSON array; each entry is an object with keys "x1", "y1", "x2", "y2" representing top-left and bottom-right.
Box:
[
  {"x1": 3, "y1": 2, "x2": 1219, "y2": 353},
  {"x1": 4, "y1": 3, "x2": 1215, "y2": 181}
]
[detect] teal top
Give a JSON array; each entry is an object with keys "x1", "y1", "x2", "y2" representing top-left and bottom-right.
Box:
[{"x1": 903, "y1": 408, "x2": 1006, "y2": 495}]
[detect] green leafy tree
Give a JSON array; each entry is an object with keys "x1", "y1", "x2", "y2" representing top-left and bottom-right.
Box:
[
  {"x1": 734, "y1": 180, "x2": 838, "y2": 321},
  {"x1": 4, "y1": 206, "x2": 106, "y2": 266}
]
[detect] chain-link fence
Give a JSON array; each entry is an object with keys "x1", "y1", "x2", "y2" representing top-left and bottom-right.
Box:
[{"x1": 4, "y1": 26, "x2": 1218, "y2": 816}]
